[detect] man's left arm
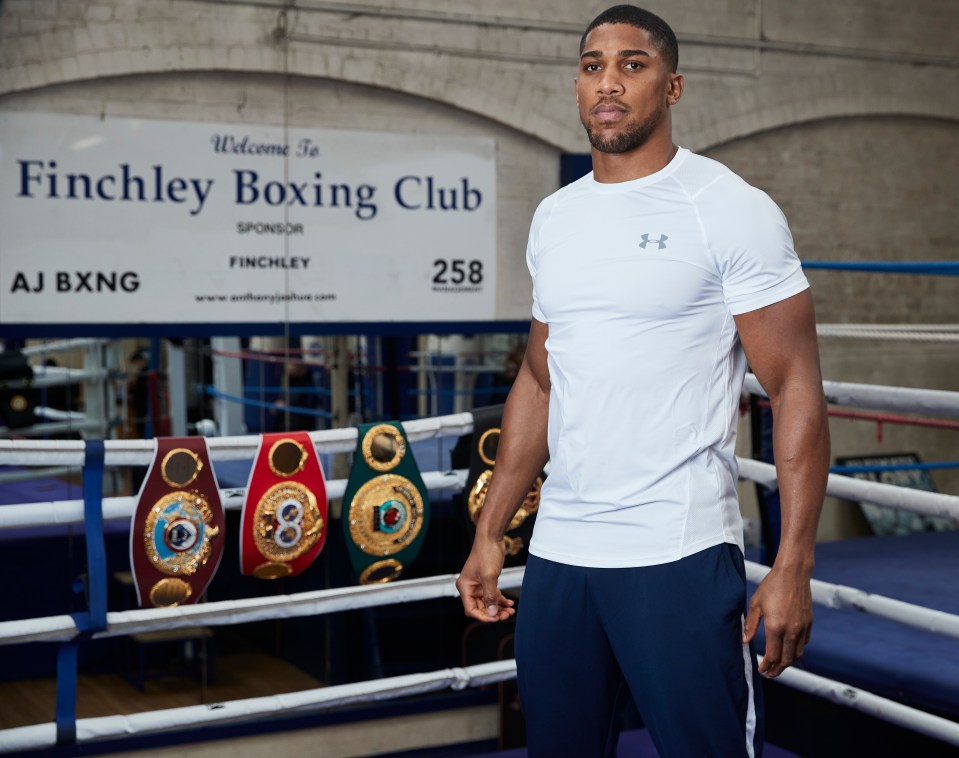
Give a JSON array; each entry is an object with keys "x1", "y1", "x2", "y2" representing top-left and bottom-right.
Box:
[{"x1": 736, "y1": 288, "x2": 830, "y2": 678}]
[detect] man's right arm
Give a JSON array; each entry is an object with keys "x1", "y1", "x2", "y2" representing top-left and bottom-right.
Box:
[{"x1": 455, "y1": 317, "x2": 551, "y2": 622}]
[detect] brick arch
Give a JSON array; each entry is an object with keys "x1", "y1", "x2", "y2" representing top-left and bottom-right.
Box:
[
  {"x1": 0, "y1": 34, "x2": 576, "y2": 150},
  {"x1": 3, "y1": 27, "x2": 956, "y2": 154},
  {"x1": 683, "y1": 74, "x2": 959, "y2": 151}
]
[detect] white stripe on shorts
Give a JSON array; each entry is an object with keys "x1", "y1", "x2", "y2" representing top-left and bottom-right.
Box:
[{"x1": 741, "y1": 615, "x2": 757, "y2": 758}]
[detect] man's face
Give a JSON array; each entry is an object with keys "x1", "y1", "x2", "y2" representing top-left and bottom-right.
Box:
[{"x1": 576, "y1": 23, "x2": 681, "y2": 154}]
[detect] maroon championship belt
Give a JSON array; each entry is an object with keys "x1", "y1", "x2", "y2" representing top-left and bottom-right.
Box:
[
  {"x1": 240, "y1": 432, "x2": 328, "y2": 579},
  {"x1": 130, "y1": 437, "x2": 225, "y2": 607}
]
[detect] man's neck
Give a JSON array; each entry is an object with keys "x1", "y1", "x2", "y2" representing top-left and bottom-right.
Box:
[{"x1": 591, "y1": 137, "x2": 679, "y2": 184}]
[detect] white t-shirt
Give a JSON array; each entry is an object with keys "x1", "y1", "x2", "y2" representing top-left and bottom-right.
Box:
[{"x1": 526, "y1": 147, "x2": 808, "y2": 568}]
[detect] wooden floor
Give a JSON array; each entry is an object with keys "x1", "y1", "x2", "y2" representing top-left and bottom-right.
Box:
[
  {"x1": 0, "y1": 635, "x2": 502, "y2": 758},
  {"x1": 0, "y1": 640, "x2": 323, "y2": 730}
]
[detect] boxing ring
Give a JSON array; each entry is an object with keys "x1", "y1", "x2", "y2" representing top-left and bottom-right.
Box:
[{"x1": 1, "y1": 376, "x2": 959, "y2": 754}]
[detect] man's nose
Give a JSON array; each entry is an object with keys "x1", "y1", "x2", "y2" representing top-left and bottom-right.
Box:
[{"x1": 597, "y1": 70, "x2": 623, "y2": 95}]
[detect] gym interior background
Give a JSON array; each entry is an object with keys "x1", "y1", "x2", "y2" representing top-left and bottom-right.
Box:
[{"x1": 0, "y1": 1, "x2": 957, "y2": 756}]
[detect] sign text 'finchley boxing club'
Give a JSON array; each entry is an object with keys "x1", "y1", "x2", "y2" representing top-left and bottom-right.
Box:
[{"x1": 15, "y1": 132, "x2": 485, "y2": 220}]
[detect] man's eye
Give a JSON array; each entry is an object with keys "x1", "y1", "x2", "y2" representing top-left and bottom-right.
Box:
[
  {"x1": 625, "y1": 61, "x2": 643, "y2": 70},
  {"x1": 583, "y1": 63, "x2": 600, "y2": 72}
]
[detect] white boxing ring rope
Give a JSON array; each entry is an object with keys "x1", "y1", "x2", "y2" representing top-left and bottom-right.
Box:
[
  {"x1": 0, "y1": 412, "x2": 477, "y2": 467},
  {"x1": 2, "y1": 462, "x2": 957, "y2": 533},
  {"x1": 745, "y1": 562, "x2": 959, "y2": 641},
  {"x1": 772, "y1": 664, "x2": 959, "y2": 747},
  {"x1": 1, "y1": 384, "x2": 959, "y2": 751},
  {"x1": 1, "y1": 657, "x2": 955, "y2": 754},
  {"x1": 816, "y1": 323, "x2": 959, "y2": 343},
  {"x1": 0, "y1": 566, "x2": 524, "y2": 646},
  {"x1": 743, "y1": 373, "x2": 959, "y2": 418},
  {"x1": 738, "y1": 458, "x2": 959, "y2": 521},
  {"x1": 0, "y1": 660, "x2": 521, "y2": 755},
  {"x1": 0, "y1": 470, "x2": 469, "y2": 530},
  {"x1": 20, "y1": 338, "x2": 110, "y2": 356}
]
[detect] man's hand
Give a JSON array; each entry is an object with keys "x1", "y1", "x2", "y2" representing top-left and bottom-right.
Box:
[
  {"x1": 456, "y1": 537, "x2": 516, "y2": 623},
  {"x1": 743, "y1": 564, "x2": 814, "y2": 678}
]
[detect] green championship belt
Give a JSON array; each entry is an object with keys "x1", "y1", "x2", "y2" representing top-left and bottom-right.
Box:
[
  {"x1": 465, "y1": 405, "x2": 542, "y2": 565},
  {"x1": 341, "y1": 422, "x2": 430, "y2": 584}
]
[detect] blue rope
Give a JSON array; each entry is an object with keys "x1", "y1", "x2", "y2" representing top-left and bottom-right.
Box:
[
  {"x1": 241, "y1": 385, "x2": 336, "y2": 396},
  {"x1": 802, "y1": 261, "x2": 959, "y2": 275},
  {"x1": 56, "y1": 440, "x2": 107, "y2": 745},
  {"x1": 82, "y1": 440, "x2": 107, "y2": 629},
  {"x1": 55, "y1": 642, "x2": 80, "y2": 744},
  {"x1": 204, "y1": 385, "x2": 333, "y2": 419},
  {"x1": 831, "y1": 461, "x2": 959, "y2": 474},
  {"x1": 407, "y1": 387, "x2": 511, "y2": 397}
]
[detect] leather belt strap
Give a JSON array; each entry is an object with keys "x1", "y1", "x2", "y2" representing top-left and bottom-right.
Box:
[
  {"x1": 129, "y1": 437, "x2": 225, "y2": 607},
  {"x1": 341, "y1": 422, "x2": 430, "y2": 584},
  {"x1": 240, "y1": 432, "x2": 328, "y2": 579}
]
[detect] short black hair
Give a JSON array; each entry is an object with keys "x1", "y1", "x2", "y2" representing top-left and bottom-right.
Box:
[{"x1": 580, "y1": 5, "x2": 679, "y2": 73}]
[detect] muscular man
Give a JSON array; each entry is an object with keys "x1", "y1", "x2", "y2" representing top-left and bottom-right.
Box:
[{"x1": 456, "y1": 5, "x2": 830, "y2": 756}]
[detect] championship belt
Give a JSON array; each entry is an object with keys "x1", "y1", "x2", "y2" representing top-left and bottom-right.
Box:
[
  {"x1": 341, "y1": 422, "x2": 430, "y2": 584},
  {"x1": 465, "y1": 405, "x2": 542, "y2": 564},
  {"x1": 240, "y1": 432, "x2": 328, "y2": 579},
  {"x1": 130, "y1": 437, "x2": 225, "y2": 607},
  {"x1": 0, "y1": 351, "x2": 37, "y2": 430}
]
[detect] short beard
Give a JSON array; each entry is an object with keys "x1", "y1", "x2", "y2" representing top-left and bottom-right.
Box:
[{"x1": 583, "y1": 106, "x2": 664, "y2": 154}]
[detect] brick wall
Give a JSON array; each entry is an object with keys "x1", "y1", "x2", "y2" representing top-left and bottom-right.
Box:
[
  {"x1": 714, "y1": 118, "x2": 959, "y2": 539},
  {"x1": 2, "y1": 1, "x2": 956, "y2": 152}
]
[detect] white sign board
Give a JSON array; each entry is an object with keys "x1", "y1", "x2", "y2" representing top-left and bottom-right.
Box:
[{"x1": 0, "y1": 112, "x2": 496, "y2": 330}]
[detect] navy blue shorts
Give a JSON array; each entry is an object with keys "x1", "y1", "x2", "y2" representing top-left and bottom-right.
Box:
[{"x1": 515, "y1": 543, "x2": 763, "y2": 758}]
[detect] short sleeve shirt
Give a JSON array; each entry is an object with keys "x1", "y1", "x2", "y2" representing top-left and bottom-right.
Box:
[{"x1": 526, "y1": 148, "x2": 808, "y2": 567}]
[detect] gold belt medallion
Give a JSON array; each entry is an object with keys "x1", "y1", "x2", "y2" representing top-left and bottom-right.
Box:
[
  {"x1": 477, "y1": 428, "x2": 499, "y2": 466},
  {"x1": 361, "y1": 424, "x2": 407, "y2": 472},
  {"x1": 252, "y1": 481, "x2": 323, "y2": 562},
  {"x1": 269, "y1": 438, "x2": 307, "y2": 477},
  {"x1": 149, "y1": 577, "x2": 193, "y2": 607},
  {"x1": 143, "y1": 491, "x2": 219, "y2": 576},
  {"x1": 348, "y1": 474, "x2": 424, "y2": 557},
  {"x1": 160, "y1": 448, "x2": 202, "y2": 488},
  {"x1": 359, "y1": 558, "x2": 405, "y2": 585},
  {"x1": 469, "y1": 470, "x2": 542, "y2": 531}
]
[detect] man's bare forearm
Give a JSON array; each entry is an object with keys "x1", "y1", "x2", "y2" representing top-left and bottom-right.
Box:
[
  {"x1": 769, "y1": 381, "x2": 830, "y2": 573},
  {"x1": 474, "y1": 362, "x2": 550, "y2": 542},
  {"x1": 735, "y1": 291, "x2": 829, "y2": 575}
]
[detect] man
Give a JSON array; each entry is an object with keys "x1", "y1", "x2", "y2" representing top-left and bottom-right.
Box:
[{"x1": 456, "y1": 5, "x2": 830, "y2": 757}]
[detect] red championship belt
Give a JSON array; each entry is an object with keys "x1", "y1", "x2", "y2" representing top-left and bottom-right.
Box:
[
  {"x1": 129, "y1": 437, "x2": 225, "y2": 607},
  {"x1": 240, "y1": 432, "x2": 328, "y2": 579}
]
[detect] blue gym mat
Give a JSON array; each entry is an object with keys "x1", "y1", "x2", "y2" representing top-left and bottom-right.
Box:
[{"x1": 750, "y1": 529, "x2": 959, "y2": 718}]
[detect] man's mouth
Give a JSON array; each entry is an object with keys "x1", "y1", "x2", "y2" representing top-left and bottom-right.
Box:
[{"x1": 591, "y1": 103, "x2": 628, "y2": 121}]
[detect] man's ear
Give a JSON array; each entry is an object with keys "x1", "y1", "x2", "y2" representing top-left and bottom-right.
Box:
[{"x1": 666, "y1": 73, "x2": 685, "y2": 106}]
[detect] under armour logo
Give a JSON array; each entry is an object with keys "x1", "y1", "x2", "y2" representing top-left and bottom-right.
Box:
[{"x1": 639, "y1": 233, "x2": 669, "y2": 250}]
